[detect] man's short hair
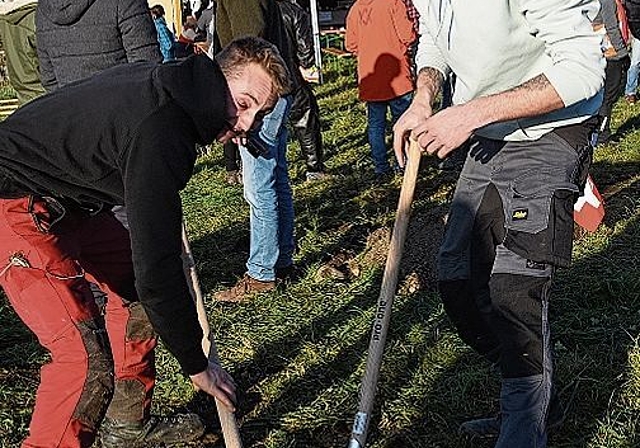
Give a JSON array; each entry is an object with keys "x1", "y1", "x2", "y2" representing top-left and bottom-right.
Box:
[{"x1": 216, "y1": 36, "x2": 292, "y2": 100}]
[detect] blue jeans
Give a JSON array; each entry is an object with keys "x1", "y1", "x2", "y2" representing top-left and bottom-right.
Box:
[
  {"x1": 625, "y1": 37, "x2": 640, "y2": 95},
  {"x1": 366, "y1": 92, "x2": 412, "y2": 174},
  {"x1": 240, "y1": 96, "x2": 294, "y2": 282}
]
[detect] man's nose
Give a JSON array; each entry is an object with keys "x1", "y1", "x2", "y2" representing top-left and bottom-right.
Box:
[{"x1": 239, "y1": 110, "x2": 259, "y2": 132}]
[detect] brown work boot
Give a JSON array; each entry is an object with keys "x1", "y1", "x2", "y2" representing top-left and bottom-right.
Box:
[
  {"x1": 214, "y1": 273, "x2": 276, "y2": 302},
  {"x1": 100, "y1": 413, "x2": 204, "y2": 448}
]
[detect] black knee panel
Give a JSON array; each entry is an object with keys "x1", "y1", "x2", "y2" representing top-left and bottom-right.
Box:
[
  {"x1": 489, "y1": 273, "x2": 550, "y2": 378},
  {"x1": 439, "y1": 279, "x2": 500, "y2": 362}
]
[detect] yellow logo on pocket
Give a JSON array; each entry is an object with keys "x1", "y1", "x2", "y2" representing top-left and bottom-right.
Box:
[{"x1": 513, "y1": 209, "x2": 528, "y2": 221}]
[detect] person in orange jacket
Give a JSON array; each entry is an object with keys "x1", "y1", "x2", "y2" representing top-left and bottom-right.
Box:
[{"x1": 346, "y1": 0, "x2": 416, "y2": 182}]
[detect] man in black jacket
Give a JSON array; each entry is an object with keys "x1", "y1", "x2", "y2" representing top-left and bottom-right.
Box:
[
  {"x1": 278, "y1": 0, "x2": 327, "y2": 180},
  {"x1": 0, "y1": 37, "x2": 290, "y2": 448},
  {"x1": 36, "y1": 2, "x2": 167, "y2": 443}
]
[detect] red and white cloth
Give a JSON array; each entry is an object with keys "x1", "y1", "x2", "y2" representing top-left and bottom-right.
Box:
[{"x1": 574, "y1": 175, "x2": 605, "y2": 232}]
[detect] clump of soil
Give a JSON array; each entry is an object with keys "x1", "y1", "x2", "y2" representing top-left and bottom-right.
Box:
[
  {"x1": 315, "y1": 249, "x2": 359, "y2": 281},
  {"x1": 314, "y1": 227, "x2": 390, "y2": 281},
  {"x1": 315, "y1": 204, "x2": 449, "y2": 293},
  {"x1": 360, "y1": 227, "x2": 392, "y2": 268}
]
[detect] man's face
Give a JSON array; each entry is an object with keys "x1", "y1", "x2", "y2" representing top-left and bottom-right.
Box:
[{"x1": 217, "y1": 63, "x2": 277, "y2": 144}]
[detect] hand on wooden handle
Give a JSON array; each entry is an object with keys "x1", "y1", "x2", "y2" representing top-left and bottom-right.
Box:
[{"x1": 190, "y1": 362, "x2": 238, "y2": 412}]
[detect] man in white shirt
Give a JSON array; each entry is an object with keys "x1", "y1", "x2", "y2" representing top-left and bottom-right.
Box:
[{"x1": 393, "y1": 1, "x2": 605, "y2": 447}]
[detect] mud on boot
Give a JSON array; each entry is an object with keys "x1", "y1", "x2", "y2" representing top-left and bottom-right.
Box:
[{"x1": 100, "y1": 413, "x2": 205, "y2": 448}]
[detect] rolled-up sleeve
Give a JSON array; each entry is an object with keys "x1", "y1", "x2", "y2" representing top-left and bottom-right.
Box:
[
  {"x1": 518, "y1": 0, "x2": 605, "y2": 106},
  {"x1": 413, "y1": 6, "x2": 451, "y2": 78}
]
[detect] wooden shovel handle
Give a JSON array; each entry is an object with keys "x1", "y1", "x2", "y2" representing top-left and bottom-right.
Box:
[{"x1": 181, "y1": 224, "x2": 243, "y2": 448}]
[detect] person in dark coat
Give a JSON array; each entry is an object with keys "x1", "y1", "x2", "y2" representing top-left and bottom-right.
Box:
[
  {"x1": 278, "y1": 0, "x2": 327, "y2": 180},
  {"x1": 36, "y1": 0, "x2": 162, "y2": 91},
  {"x1": 0, "y1": 37, "x2": 290, "y2": 448}
]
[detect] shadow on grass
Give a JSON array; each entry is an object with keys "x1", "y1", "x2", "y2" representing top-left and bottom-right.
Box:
[
  {"x1": 609, "y1": 114, "x2": 640, "y2": 142},
  {"x1": 178, "y1": 172, "x2": 461, "y2": 446},
  {"x1": 590, "y1": 160, "x2": 640, "y2": 190},
  {"x1": 588, "y1": 160, "x2": 639, "y2": 229},
  {"x1": 182, "y1": 280, "x2": 451, "y2": 447},
  {"x1": 185, "y1": 163, "x2": 637, "y2": 447}
]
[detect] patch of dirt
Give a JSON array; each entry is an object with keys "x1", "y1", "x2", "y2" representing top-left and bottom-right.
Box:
[
  {"x1": 315, "y1": 249, "x2": 360, "y2": 281},
  {"x1": 361, "y1": 227, "x2": 392, "y2": 268},
  {"x1": 316, "y1": 204, "x2": 449, "y2": 294},
  {"x1": 313, "y1": 227, "x2": 393, "y2": 282},
  {"x1": 359, "y1": 205, "x2": 448, "y2": 293},
  {"x1": 400, "y1": 204, "x2": 449, "y2": 292}
]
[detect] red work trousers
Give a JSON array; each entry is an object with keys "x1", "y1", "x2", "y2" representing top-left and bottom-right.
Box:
[{"x1": 0, "y1": 196, "x2": 156, "y2": 448}]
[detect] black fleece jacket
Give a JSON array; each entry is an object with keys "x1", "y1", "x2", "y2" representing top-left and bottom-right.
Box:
[{"x1": 0, "y1": 55, "x2": 229, "y2": 375}]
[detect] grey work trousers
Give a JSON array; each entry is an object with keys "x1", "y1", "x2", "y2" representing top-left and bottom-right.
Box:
[{"x1": 438, "y1": 122, "x2": 592, "y2": 448}]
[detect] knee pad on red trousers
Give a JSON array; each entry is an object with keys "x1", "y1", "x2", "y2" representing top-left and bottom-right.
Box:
[
  {"x1": 71, "y1": 317, "x2": 115, "y2": 431},
  {"x1": 105, "y1": 302, "x2": 156, "y2": 422}
]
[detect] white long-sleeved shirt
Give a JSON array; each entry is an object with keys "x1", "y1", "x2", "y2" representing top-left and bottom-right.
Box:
[{"x1": 413, "y1": 0, "x2": 606, "y2": 140}]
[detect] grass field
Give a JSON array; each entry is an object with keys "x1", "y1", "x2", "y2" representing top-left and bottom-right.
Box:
[{"x1": 0, "y1": 56, "x2": 639, "y2": 448}]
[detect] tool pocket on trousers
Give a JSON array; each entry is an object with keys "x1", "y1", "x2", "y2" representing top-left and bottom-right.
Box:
[
  {"x1": 3, "y1": 257, "x2": 93, "y2": 345},
  {"x1": 504, "y1": 168, "x2": 579, "y2": 268}
]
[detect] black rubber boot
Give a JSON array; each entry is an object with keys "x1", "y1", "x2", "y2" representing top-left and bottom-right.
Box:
[{"x1": 100, "y1": 413, "x2": 205, "y2": 448}]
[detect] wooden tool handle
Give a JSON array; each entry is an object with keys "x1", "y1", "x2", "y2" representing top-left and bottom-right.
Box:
[
  {"x1": 348, "y1": 140, "x2": 422, "y2": 448},
  {"x1": 181, "y1": 224, "x2": 244, "y2": 448}
]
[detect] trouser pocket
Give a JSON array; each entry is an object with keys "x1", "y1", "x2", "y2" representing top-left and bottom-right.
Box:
[
  {"x1": 28, "y1": 195, "x2": 67, "y2": 233},
  {"x1": 503, "y1": 168, "x2": 579, "y2": 268}
]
